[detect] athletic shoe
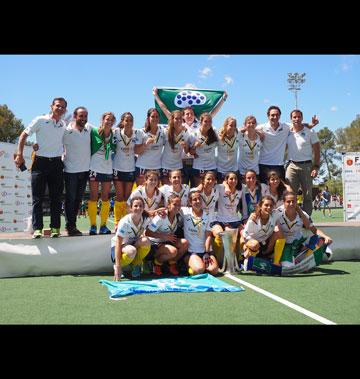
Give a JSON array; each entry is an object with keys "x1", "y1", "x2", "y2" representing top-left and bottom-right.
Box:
[
  {"x1": 153, "y1": 264, "x2": 163, "y2": 276},
  {"x1": 142, "y1": 261, "x2": 153, "y2": 274},
  {"x1": 168, "y1": 263, "x2": 179, "y2": 276},
  {"x1": 324, "y1": 247, "x2": 333, "y2": 261},
  {"x1": 89, "y1": 225, "x2": 97, "y2": 235},
  {"x1": 50, "y1": 228, "x2": 60, "y2": 238},
  {"x1": 99, "y1": 225, "x2": 111, "y2": 235},
  {"x1": 67, "y1": 227, "x2": 83, "y2": 237},
  {"x1": 32, "y1": 229, "x2": 42, "y2": 239},
  {"x1": 131, "y1": 265, "x2": 142, "y2": 278}
]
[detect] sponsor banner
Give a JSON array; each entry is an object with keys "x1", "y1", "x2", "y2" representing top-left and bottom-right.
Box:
[
  {"x1": 0, "y1": 142, "x2": 33, "y2": 232},
  {"x1": 342, "y1": 153, "x2": 360, "y2": 221}
]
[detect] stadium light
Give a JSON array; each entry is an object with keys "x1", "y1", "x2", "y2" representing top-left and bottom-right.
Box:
[{"x1": 287, "y1": 72, "x2": 306, "y2": 109}]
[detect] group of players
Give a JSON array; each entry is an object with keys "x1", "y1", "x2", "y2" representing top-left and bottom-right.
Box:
[{"x1": 13, "y1": 94, "x2": 333, "y2": 281}]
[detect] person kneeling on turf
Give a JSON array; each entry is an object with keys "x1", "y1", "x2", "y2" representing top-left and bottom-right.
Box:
[
  {"x1": 146, "y1": 194, "x2": 188, "y2": 276},
  {"x1": 111, "y1": 196, "x2": 152, "y2": 281}
]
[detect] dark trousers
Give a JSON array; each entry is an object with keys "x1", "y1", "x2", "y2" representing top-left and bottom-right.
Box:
[
  {"x1": 259, "y1": 164, "x2": 285, "y2": 184},
  {"x1": 64, "y1": 171, "x2": 89, "y2": 230},
  {"x1": 31, "y1": 157, "x2": 64, "y2": 230}
]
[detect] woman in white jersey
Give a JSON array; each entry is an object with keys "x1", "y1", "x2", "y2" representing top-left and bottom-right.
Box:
[
  {"x1": 134, "y1": 108, "x2": 165, "y2": 186},
  {"x1": 211, "y1": 172, "x2": 243, "y2": 264},
  {"x1": 88, "y1": 112, "x2": 116, "y2": 235},
  {"x1": 146, "y1": 194, "x2": 188, "y2": 276},
  {"x1": 192, "y1": 170, "x2": 219, "y2": 217},
  {"x1": 181, "y1": 190, "x2": 219, "y2": 276},
  {"x1": 240, "y1": 195, "x2": 286, "y2": 263},
  {"x1": 276, "y1": 191, "x2": 332, "y2": 267},
  {"x1": 161, "y1": 110, "x2": 191, "y2": 185},
  {"x1": 241, "y1": 169, "x2": 267, "y2": 223},
  {"x1": 112, "y1": 112, "x2": 138, "y2": 227},
  {"x1": 160, "y1": 169, "x2": 190, "y2": 207},
  {"x1": 127, "y1": 170, "x2": 164, "y2": 218},
  {"x1": 264, "y1": 170, "x2": 291, "y2": 209},
  {"x1": 111, "y1": 196, "x2": 152, "y2": 280},
  {"x1": 216, "y1": 117, "x2": 239, "y2": 183},
  {"x1": 238, "y1": 115, "x2": 262, "y2": 181},
  {"x1": 188, "y1": 113, "x2": 218, "y2": 186}
]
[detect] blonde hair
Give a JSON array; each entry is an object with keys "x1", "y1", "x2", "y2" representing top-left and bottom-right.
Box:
[{"x1": 218, "y1": 117, "x2": 237, "y2": 141}]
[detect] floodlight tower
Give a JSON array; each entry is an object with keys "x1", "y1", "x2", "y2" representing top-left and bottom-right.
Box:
[{"x1": 287, "y1": 72, "x2": 306, "y2": 109}]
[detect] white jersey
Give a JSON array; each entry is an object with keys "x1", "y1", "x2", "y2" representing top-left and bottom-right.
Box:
[
  {"x1": 147, "y1": 213, "x2": 182, "y2": 243},
  {"x1": 111, "y1": 214, "x2": 152, "y2": 246},
  {"x1": 189, "y1": 130, "x2": 217, "y2": 170},
  {"x1": 241, "y1": 183, "x2": 268, "y2": 221},
  {"x1": 262, "y1": 184, "x2": 284, "y2": 209},
  {"x1": 127, "y1": 186, "x2": 163, "y2": 211},
  {"x1": 89, "y1": 134, "x2": 113, "y2": 175},
  {"x1": 181, "y1": 207, "x2": 214, "y2": 253},
  {"x1": 112, "y1": 128, "x2": 138, "y2": 172},
  {"x1": 182, "y1": 121, "x2": 199, "y2": 160},
  {"x1": 287, "y1": 127, "x2": 319, "y2": 162},
  {"x1": 24, "y1": 113, "x2": 65, "y2": 157},
  {"x1": 242, "y1": 212, "x2": 279, "y2": 244},
  {"x1": 135, "y1": 126, "x2": 166, "y2": 169},
  {"x1": 161, "y1": 128, "x2": 191, "y2": 170},
  {"x1": 159, "y1": 184, "x2": 190, "y2": 207},
  {"x1": 238, "y1": 132, "x2": 262, "y2": 175},
  {"x1": 63, "y1": 123, "x2": 92, "y2": 173},
  {"x1": 256, "y1": 122, "x2": 290, "y2": 165},
  {"x1": 216, "y1": 133, "x2": 239, "y2": 174},
  {"x1": 276, "y1": 206, "x2": 313, "y2": 243},
  {"x1": 216, "y1": 184, "x2": 242, "y2": 223},
  {"x1": 192, "y1": 185, "x2": 219, "y2": 216}
]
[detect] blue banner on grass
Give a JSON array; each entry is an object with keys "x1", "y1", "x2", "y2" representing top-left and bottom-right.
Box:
[{"x1": 100, "y1": 274, "x2": 244, "y2": 299}]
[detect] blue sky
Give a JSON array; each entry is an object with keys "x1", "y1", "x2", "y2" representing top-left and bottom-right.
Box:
[{"x1": 1, "y1": 54, "x2": 359, "y2": 135}]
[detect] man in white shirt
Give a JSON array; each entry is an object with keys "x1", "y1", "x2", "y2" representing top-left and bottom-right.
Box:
[
  {"x1": 285, "y1": 109, "x2": 320, "y2": 216},
  {"x1": 63, "y1": 107, "x2": 92, "y2": 236},
  {"x1": 14, "y1": 97, "x2": 67, "y2": 238},
  {"x1": 257, "y1": 106, "x2": 318, "y2": 184}
]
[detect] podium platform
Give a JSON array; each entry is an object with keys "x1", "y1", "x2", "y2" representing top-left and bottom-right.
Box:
[
  {"x1": 0, "y1": 222, "x2": 359, "y2": 278},
  {"x1": 0, "y1": 232, "x2": 113, "y2": 278}
]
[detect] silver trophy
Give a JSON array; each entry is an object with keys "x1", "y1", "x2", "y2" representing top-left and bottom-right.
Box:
[{"x1": 219, "y1": 228, "x2": 241, "y2": 273}]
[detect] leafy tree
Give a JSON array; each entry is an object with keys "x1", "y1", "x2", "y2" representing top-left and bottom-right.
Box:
[
  {"x1": 0, "y1": 104, "x2": 24, "y2": 143},
  {"x1": 335, "y1": 114, "x2": 360, "y2": 153},
  {"x1": 317, "y1": 127, "x2": 342, "y2": 181}
]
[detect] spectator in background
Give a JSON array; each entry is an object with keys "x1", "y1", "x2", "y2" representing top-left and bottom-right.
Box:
[
  {"x1": 321, "y1": 185, "x2": 332, "y2": 217},
  {"x1": 14, "y1": 97, "x2": 67, "y2": 238}
]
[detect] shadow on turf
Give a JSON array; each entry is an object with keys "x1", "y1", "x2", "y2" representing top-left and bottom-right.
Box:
[{"x1": 238, "y1": 263, "x2": 350, "y2": 278}]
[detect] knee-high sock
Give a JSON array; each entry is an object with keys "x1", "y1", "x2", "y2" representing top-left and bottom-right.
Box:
[
  {"x1": 132, "y1": 245, "x2": 151, "y2": 266},
  {"x1": 273, "y1": 238, "x2": 286, "y2": 265},
  {"x1": 88, "y1": 200, "x2": 98, "y2": 226},
  {"x1": 120, "y1": 201, "x2": 127, "y2": 219},
  {"x1": 121, "y1": 252, "x2": 134, "y2": 267},
  {"x1": 212, "y1": 235, "x2": 223, "y2": 261},
  {"x1": 100, "y1": 200, "x2": 110, "y2": 226},
  {"x1": 114, "y1": 201, "x2": 122, "y2": 226}
]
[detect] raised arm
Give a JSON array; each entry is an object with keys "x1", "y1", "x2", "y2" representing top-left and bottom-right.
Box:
[
  {"x1": 304, "y1": 115, "x2": 319, "y2": 129},
  {"x1": 209, "y1": 91, "x2": 227, "y2": 118},
  {"x1": 153, "y1": 87, "x2": 172, "y2": 121}
]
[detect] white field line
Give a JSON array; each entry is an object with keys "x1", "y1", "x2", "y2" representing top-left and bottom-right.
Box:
[{"x1": 225, "y1": 273, "x2": 336, "y2": 325}]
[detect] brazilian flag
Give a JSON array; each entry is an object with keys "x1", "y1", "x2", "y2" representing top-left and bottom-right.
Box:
[{"x1": 155, "y1": 87, "x2": 225, "y2": 124}]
